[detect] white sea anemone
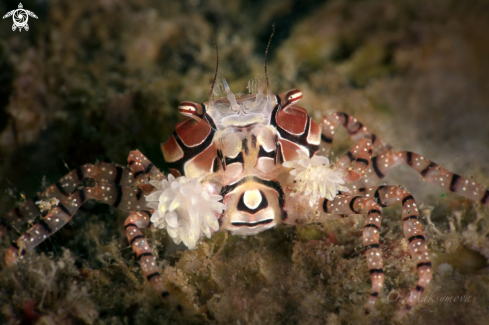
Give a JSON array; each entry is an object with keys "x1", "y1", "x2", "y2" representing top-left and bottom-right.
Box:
[
  {"x1": 145, "y1": 175, "x2": 226, "y2": 249},
  {"x1": 284, "y1": 155, "x2": 349, "y2": 202}
]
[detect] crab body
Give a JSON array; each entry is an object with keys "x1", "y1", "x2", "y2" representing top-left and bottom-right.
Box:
[{"x1": 161, "y1": 87, "x2": 323, "y2": 236}]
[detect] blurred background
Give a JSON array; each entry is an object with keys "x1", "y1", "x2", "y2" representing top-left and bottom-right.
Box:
[{"x1": 0, "y1": 0, "x2": 488, "y2": 324}]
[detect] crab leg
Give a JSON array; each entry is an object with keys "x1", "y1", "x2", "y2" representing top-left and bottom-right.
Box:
[
  {"x1": 320, "y1": 112, "x2": 391, "y2": 155},
  {"x1": 321, "y1": 194, "x2": 385, "y2": 313},
  {"x1": 4, "y1": 184, "x2": 151, "y2": 265},
  {"x1": 127, "y1": 150, "x2": 164, "y2": 188},
  {"x1": 124, "y1": 211, "x2": 171, "y2": 297},
  {"x1": 360, "y1": 150, "x2": 489, "y2": 207},
  {"x1": 333, "y1": 138, "x2": 374, "y2": 183},
  {"x1": 4, "y1": 150, "x2": 164, "y2": 265},
  {"x1": 2, "y1": 150, "x2": 162, "y2": 230},
  {"x1": 321, "y1": 186, "x2": 432, "y2": 314},
  {"x1": 320, "y1": 112, "x2": 489, "y2": 205},
  {"x1": 2, "y1": 162, "x2": 135, "y2": 231}
]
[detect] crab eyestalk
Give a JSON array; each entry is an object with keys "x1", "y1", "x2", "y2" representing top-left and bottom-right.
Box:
[
  {"x1": 178, "y1": 101, "x2": 205, "y2": 121},
  {"x1": 278, "y1": 89, "x2": 303, "y2": 111}
]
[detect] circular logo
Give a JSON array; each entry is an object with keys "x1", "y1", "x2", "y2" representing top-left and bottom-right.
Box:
[
  {"x1": 13, "y1": 9, "x2": 28, "y2": 28},
  {"x1": 2, "y1": 3, "x2": 38, "y2": 32}
]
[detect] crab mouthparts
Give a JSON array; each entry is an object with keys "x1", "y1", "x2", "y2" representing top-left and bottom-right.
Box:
[{"x1": 231, "y1": 218, "x2": 274, "y2": 227}]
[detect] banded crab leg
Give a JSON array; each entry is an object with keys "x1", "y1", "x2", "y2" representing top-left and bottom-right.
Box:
[
  {"x1": 4, "y1": 150, "x2": 164, "y2": 265},
  {"x1": 321, "y1": 186, "x2": 432, "y2": 315},
  {"x1": 360, "y1": 150, "x2": 489, "y2": 207},
  {"x1": 125, "y1": 210, "x2": 171, "y2": 298},
  {"x1": 5, "y1": 183, "x2": 151, "y2": 265},
  {"x1": 321, "y1": 112, "x2": 391, "y2": 155},
  {"x1": 321, "y1": 193, "x2": 384, "y2": 313},
  {"x1": 332, "y1": 138, "x2": 373, "y2": 182},
  {"x1": 320, "y1": 112, "x2": 489, "y2": 206},
  {"x1": 1, "y1": 161, "x2": 135, "y2": 236}
]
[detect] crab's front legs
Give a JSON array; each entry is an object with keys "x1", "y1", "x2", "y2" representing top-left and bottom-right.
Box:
[{"x1": 125, "y1": 211, "x2": 171, "y2": 297}]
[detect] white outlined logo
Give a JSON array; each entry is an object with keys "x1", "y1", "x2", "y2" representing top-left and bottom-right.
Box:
[{"x1": 2, "y1": 3, "x2": 38, "y2": 32}]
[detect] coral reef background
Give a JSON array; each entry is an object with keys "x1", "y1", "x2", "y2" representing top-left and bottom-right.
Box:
[{"x1": 0, "y1": 0, "x2": 488, "y2": 324}]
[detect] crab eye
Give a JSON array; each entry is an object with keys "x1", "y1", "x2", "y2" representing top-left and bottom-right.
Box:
[
  {"x1": 278, "y1": 89, "x2": 303, "y2": 111},
  {"x1": 178, "y1": 101, "x2": 204, "y2": 120},
  {"x1": 286, "y1": 89, "x2": 303, "y2": 104}
]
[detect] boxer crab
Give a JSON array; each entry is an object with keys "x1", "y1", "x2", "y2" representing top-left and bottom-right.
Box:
[{"x1": 3, "y1": 58, "x2": 489, "y2": 319}]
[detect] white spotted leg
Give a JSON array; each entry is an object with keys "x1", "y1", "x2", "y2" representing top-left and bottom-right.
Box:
[
  {"x1": 321, "y1": 194, "x2": 384, "y2": 313},
  {"x1": 5, "y1": 183, "x2": 151, "y2": 265},
  {"x1": 1, "y1": 161, "x2": 135, "y2": 235},
  {"x1": 4, "y1": 150, "x2": 165, "y2": 265},
  {"x1": 320, "y1": 111, "x2": 392, "y2": 156},
  {"x1": 361, "y1": 150, "x2": 489, "y2": 207},
  {"x1": 319, "y1": 111, "x2": 489, "y2": 206},
  {"x1": 124, "y1": 211, "x2": 171, "y2": 298},
  {"x1": 321, "y1": 185, "x2": 432, "y2": 314},
  {"x1": 351, "y1": 186, "x2": 431, "y2": 315},
  {"x1": 332, "y1": 138, "x2": 374, "y2": 182}
]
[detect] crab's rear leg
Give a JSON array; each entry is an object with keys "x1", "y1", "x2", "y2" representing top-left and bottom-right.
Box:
[
  {"x1": 4, "y1": 150, "x2": 164, "y2": 265},
  {"x1": 319, "y1": 112, "x2": 489, "y2": 206},
  {"x1": 5, "y1": 183, "x2": 151, "y2": 265},
  {"x1": 3, "y1": 150, "x2": 162, "y2": 229},
  {"x1": 361, "y1": 150, "x2": 489, "y2": 207},
  {"x1": 2, "y1": 162, "x2": 135, "y2": 231}
]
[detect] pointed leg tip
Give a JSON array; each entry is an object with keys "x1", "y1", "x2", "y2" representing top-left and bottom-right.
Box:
[{"x1": 5, "y1": 246, "x2": 20, "y2": 266}]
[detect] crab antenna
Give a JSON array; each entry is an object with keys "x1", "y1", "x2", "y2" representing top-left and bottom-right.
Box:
[
  {"x1": 209, "y1": 32, "x2": 219, "y2": 106},
  {"x1": 264, "y1": 24, "x2": 275, "y2": 101}
]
